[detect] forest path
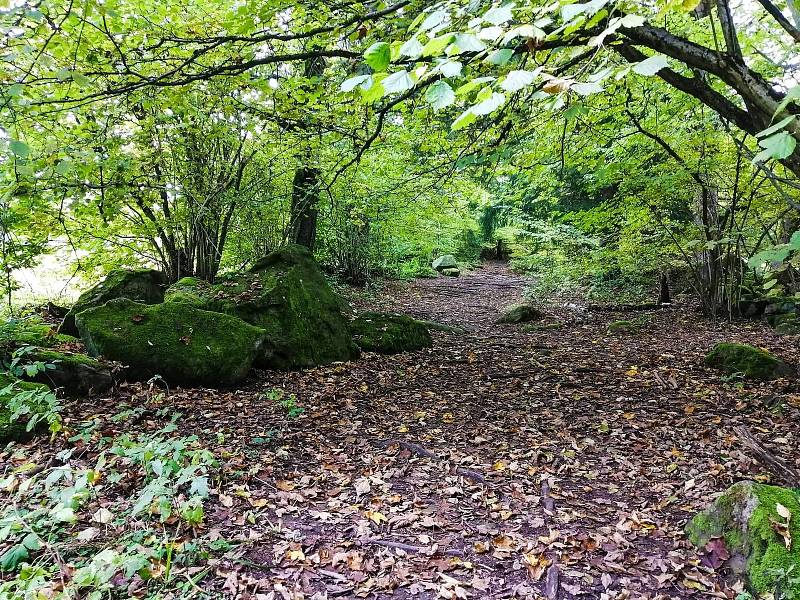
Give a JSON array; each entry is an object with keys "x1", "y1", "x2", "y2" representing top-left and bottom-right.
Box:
[{"x1": 66, "y1": 262, "x2": 800, "y2": 599}]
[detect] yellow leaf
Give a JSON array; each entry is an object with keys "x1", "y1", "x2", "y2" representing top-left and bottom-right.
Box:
[
  {"x1": 624, "y1": 367, "x2": 639, "y2": 377},
  {"x1": 365, "y1": 510, "x2": 387, "y2": 524},
  {"x1": 442, "y1": 412, "x2": 455, "y2": 423},
  {"x1": 287, "y1": 549, "x2": 306, "y2": 562},
  {"x1": 398, "y1": 424, "x2": 409, "y2": 433}
]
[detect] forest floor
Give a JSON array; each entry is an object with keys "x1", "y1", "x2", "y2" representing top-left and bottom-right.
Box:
[{"x1": 7, "y1": 262, "x2": 800, "y2": 599}]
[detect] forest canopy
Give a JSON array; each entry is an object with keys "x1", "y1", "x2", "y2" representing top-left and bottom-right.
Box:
[{"x1": 0, "y1": 0, "x2": 799, "y2": 310}]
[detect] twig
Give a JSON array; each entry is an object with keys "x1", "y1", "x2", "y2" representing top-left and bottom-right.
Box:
[
  {"x1": 377, "y1": 439, "x2": 486, "y2": 483},
  {"x1": 735, "y1": 426, "x2": 800, "y2": 487},
  {"x1": 361, "y1": 538, "x2": 463, "y2": 557}
]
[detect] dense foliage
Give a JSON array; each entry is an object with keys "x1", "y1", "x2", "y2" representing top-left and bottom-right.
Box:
[{"x1": 1, "y1": 0, "x2": 799, "y2": 311}]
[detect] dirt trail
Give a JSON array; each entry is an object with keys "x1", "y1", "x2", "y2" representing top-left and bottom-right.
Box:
[{"x1": 71, "y1": 263, "x2": 800, "y2": 598}]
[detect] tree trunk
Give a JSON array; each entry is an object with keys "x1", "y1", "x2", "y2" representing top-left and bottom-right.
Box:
[{"x1": 289, "y1": 166, "x2": 320, "y2": 250}]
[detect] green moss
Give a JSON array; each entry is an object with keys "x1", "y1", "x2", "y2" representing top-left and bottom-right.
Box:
[
  {"x1": 607, "y1": 320, "x2": 638, "y2": 334},
  {"x1": 0, "y1": 317, "x2": 78, "y2": 352},
  {"x1": 687, "y1": 481, "x2": 800, "y2": 597},
  {"x1": 62, "y1": 268, "x2": 166, "y2": 335},
  {"x1": 165, "y1": 245, "x2": 358, "y2": 370},
  {"x1": 24, "y1": 350, "x2": 114, "y2": 396},
  {"x1": 496, "y1": 303, "x2": 543, "y2": 324},
  {"x1": 704, "y1": 343, "x2": 792, "y2": 380},
  {"x1": 75, "y1": 298, "x2": 265, "y2": 386},
  {"x1": 351, "y1": 312, "x2": 433, "y2": 354},
  {"x1": 0, "y1": 373, "x2": 50, "y2": 443}
]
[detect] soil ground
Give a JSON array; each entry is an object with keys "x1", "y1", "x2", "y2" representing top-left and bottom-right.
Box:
[{"x1": 7, "y1": 262, "x2": 800, "y2": 599}]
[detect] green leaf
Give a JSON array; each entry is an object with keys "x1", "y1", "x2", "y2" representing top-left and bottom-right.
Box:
[
  {"x1": 341, "y1": 74, "x2": 371, "y2": 93},
  {"x1": 452, "y1": 108, "x2": 478, "y2": 130},
  {"x1": 500, "y1": 70, "x2": 537, "y2": 92},
  {"x1": 437, "y1": 61, "x2": 463, "y2": 77},
  {"x1": 421, "y1": 10, "x2": 448, "y2": 32},
  {"x1": 400, "y1": 37, "x2": 424, "y2": 59},
  {"x1": 484, "y1": 3, "x2": 515, "y2": 25},
  {"x1": 365, "y1": 42, "x2": 391, "y2": 72},
  {"x1": 472, "y1": 92, "x2": 506, "y2": 115},
  {"x1": 632, "y1": 55, "x2": 669, "y2": 76},
  {"x1": 757, "y1": 116, "x2": 795, "y2": 138},
  {"x1": 486, "y1": 49, "x2": 515, "y2": 66},
  {"x1": 774, "y1": 85, "x2": 800, "y2": 117},
  {"x1": 0, "y1": 545, "x2": 28, "y2": 572},
  {"x1": 452, "y1": 33, "x2": 486, "y2": 54},
  {"x1": 9, "y1": 140, "x2": 29, "y2": 158},
  {"x1": 753, "y1": 131, "x2": 797, "y2": 162},
  {"x1": 425, "y1": 80, "x2": 456, "y2": 110},
  {"x1": 423, "y1": 34, "x2": 455, "y2": 57},
  {"x1": 562, "y1": 3, "x2": 588, "y2": 21},
  {"x1": 382, "y1": 70, "x2": 415, "y2": 95}
]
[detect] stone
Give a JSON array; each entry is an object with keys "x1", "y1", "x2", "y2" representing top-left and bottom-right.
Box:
[
  {"x1": 686, "y1": 481, "x2": 800, "y2": 597},
  {"x1": 62, "y1": 269, "x2": 166, "y2": 336},
  {"x1": 75, "y1": 298, "x2": 265, "y2": 386},
  {"x1": 350, "y1": 312, "x2": 433, "y2": 354},
  {"x1": 165, "y1": 245, "x2": 358, "y2": 370},
  {"x1": 432, "y1": 255, "x2": 457, "y2": 272},
  {"x1": 496, "y1": 303, "x2": 543, "y2": 324},
  {"x1": 704, "y1": 342, "x2": 792, "y2": 380},
  {"x1": 441, "y1": 267, "x2": 461, "y2": 277},
  {"x1": 0, "y1": 374, "x2": 52, "y2": 443},
  {"x1": 27, "y1": 350, "x2": 113, "y2": 396}
]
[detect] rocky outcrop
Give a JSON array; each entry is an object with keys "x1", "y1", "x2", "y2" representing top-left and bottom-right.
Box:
[
  {"x1": 496, "y1": 303, "x2": 543, "y2": 324},
  {"x1": 165, "y1": 245, "x2": 358, "y2": 370}
]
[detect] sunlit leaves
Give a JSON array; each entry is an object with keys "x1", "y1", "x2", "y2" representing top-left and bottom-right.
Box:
[
  {"x1": 500, "y1": 70, "x2": 537, "y2": 92},
  {"x1": 754, "y1": 131, "x2": 797, "y2": 163},
  {"x1": 341, "y1": 74, "x2": 371, "y2": 92},
  {"x1": 486, "y1": 49, "x2": 515, "y2": 65},
  {"x1": 483, "y1": 3, "x2": 515, "y2": 25},
  {"x1": 365, "y1": 42, "x2": 391, "y2": 72},
  {"x1": 451, "y1": 33, "x2": 486, "y2": 54},
  {"x1": 382, "y1": 70, "x2": 415, "y2": 95},
  {"x1": 425, "y1": 80, "x2": 456, "y2": 110},
  {"x1": 632, "y1": 55, "x2": 669, "y2": 76},
  {"x1": 400, "y1": 37, "x2": 424, "y2": 59}
]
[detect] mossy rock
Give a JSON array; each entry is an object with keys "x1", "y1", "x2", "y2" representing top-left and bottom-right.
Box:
[
  {"x1": 26, "y1": 350, "x2": 113, "y2": 396},
  {"x1": 441, "y1": 267, "x2": 461, "y2": 277},
  {"x1": 62, "y1": 269, "x2": 166, "y2": 336},
  {"x1": 432, "y1": 255, "x2": 457, "y2": 271},
  {"x1": 0, "y1": 317, "x2": 78, "y2": 351},
  {"x1": 165, "y1": 245, "x2": 358, "y2": 370},
  {"x1": 0, "y1": 374, "x2": 51, "y2": 444},
  {"x1": 704, "y1": 342, "x2": 792, "y2": 380},
  {"x1": 75, "y1": 298, "x2": 265, "y2": 386},
  {"x1": 350, "y1": 312, "x2": 433, "y2": 354},
  {"x1": 686, "y1": 481, "x2": 800, "y2": 597},
  {"x1": 607, "y1": 320, "x2": 639, "y2": 334},
  {"x1": 496, "y1": 303, "x2": 543, "y2": 324},
  {"x1": 767, "y1": 313, "x2": 800, "y2": 335}
]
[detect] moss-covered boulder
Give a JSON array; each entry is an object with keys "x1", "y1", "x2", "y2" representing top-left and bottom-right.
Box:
[
  {"x1": 704, "y1": 343, "x2": 792, "y2": 380},
  {"x1": 75, "y1": 298, "x2": 265, "y2": 386},
  {"x1": 62, "y1": 269, "x2": 166, "y2": 335},
  {"x1": 441, "y1": 267, "x2": 461, "y2": 277},
  {"x1": 496, "y1": 303, "x2": 543, "y2": 324},
  {"x1": 165, "y1": 245, "x2": 358, "y2": 370},
  {"x1": 0, "y1": 374, "x2": 52, "y2": 444},
  {"x1": 686, "y1": 481, "x2": 800, "y2": 597},
  {"x1": 350, "y1": 312, "x2": 433, "y2": 354},
  {"x1": 432, "y1": 255, "x2": 457, "y2": 272},
  {"x1": 26, "y1": 350, "x2": 113, "y2": 396}
]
